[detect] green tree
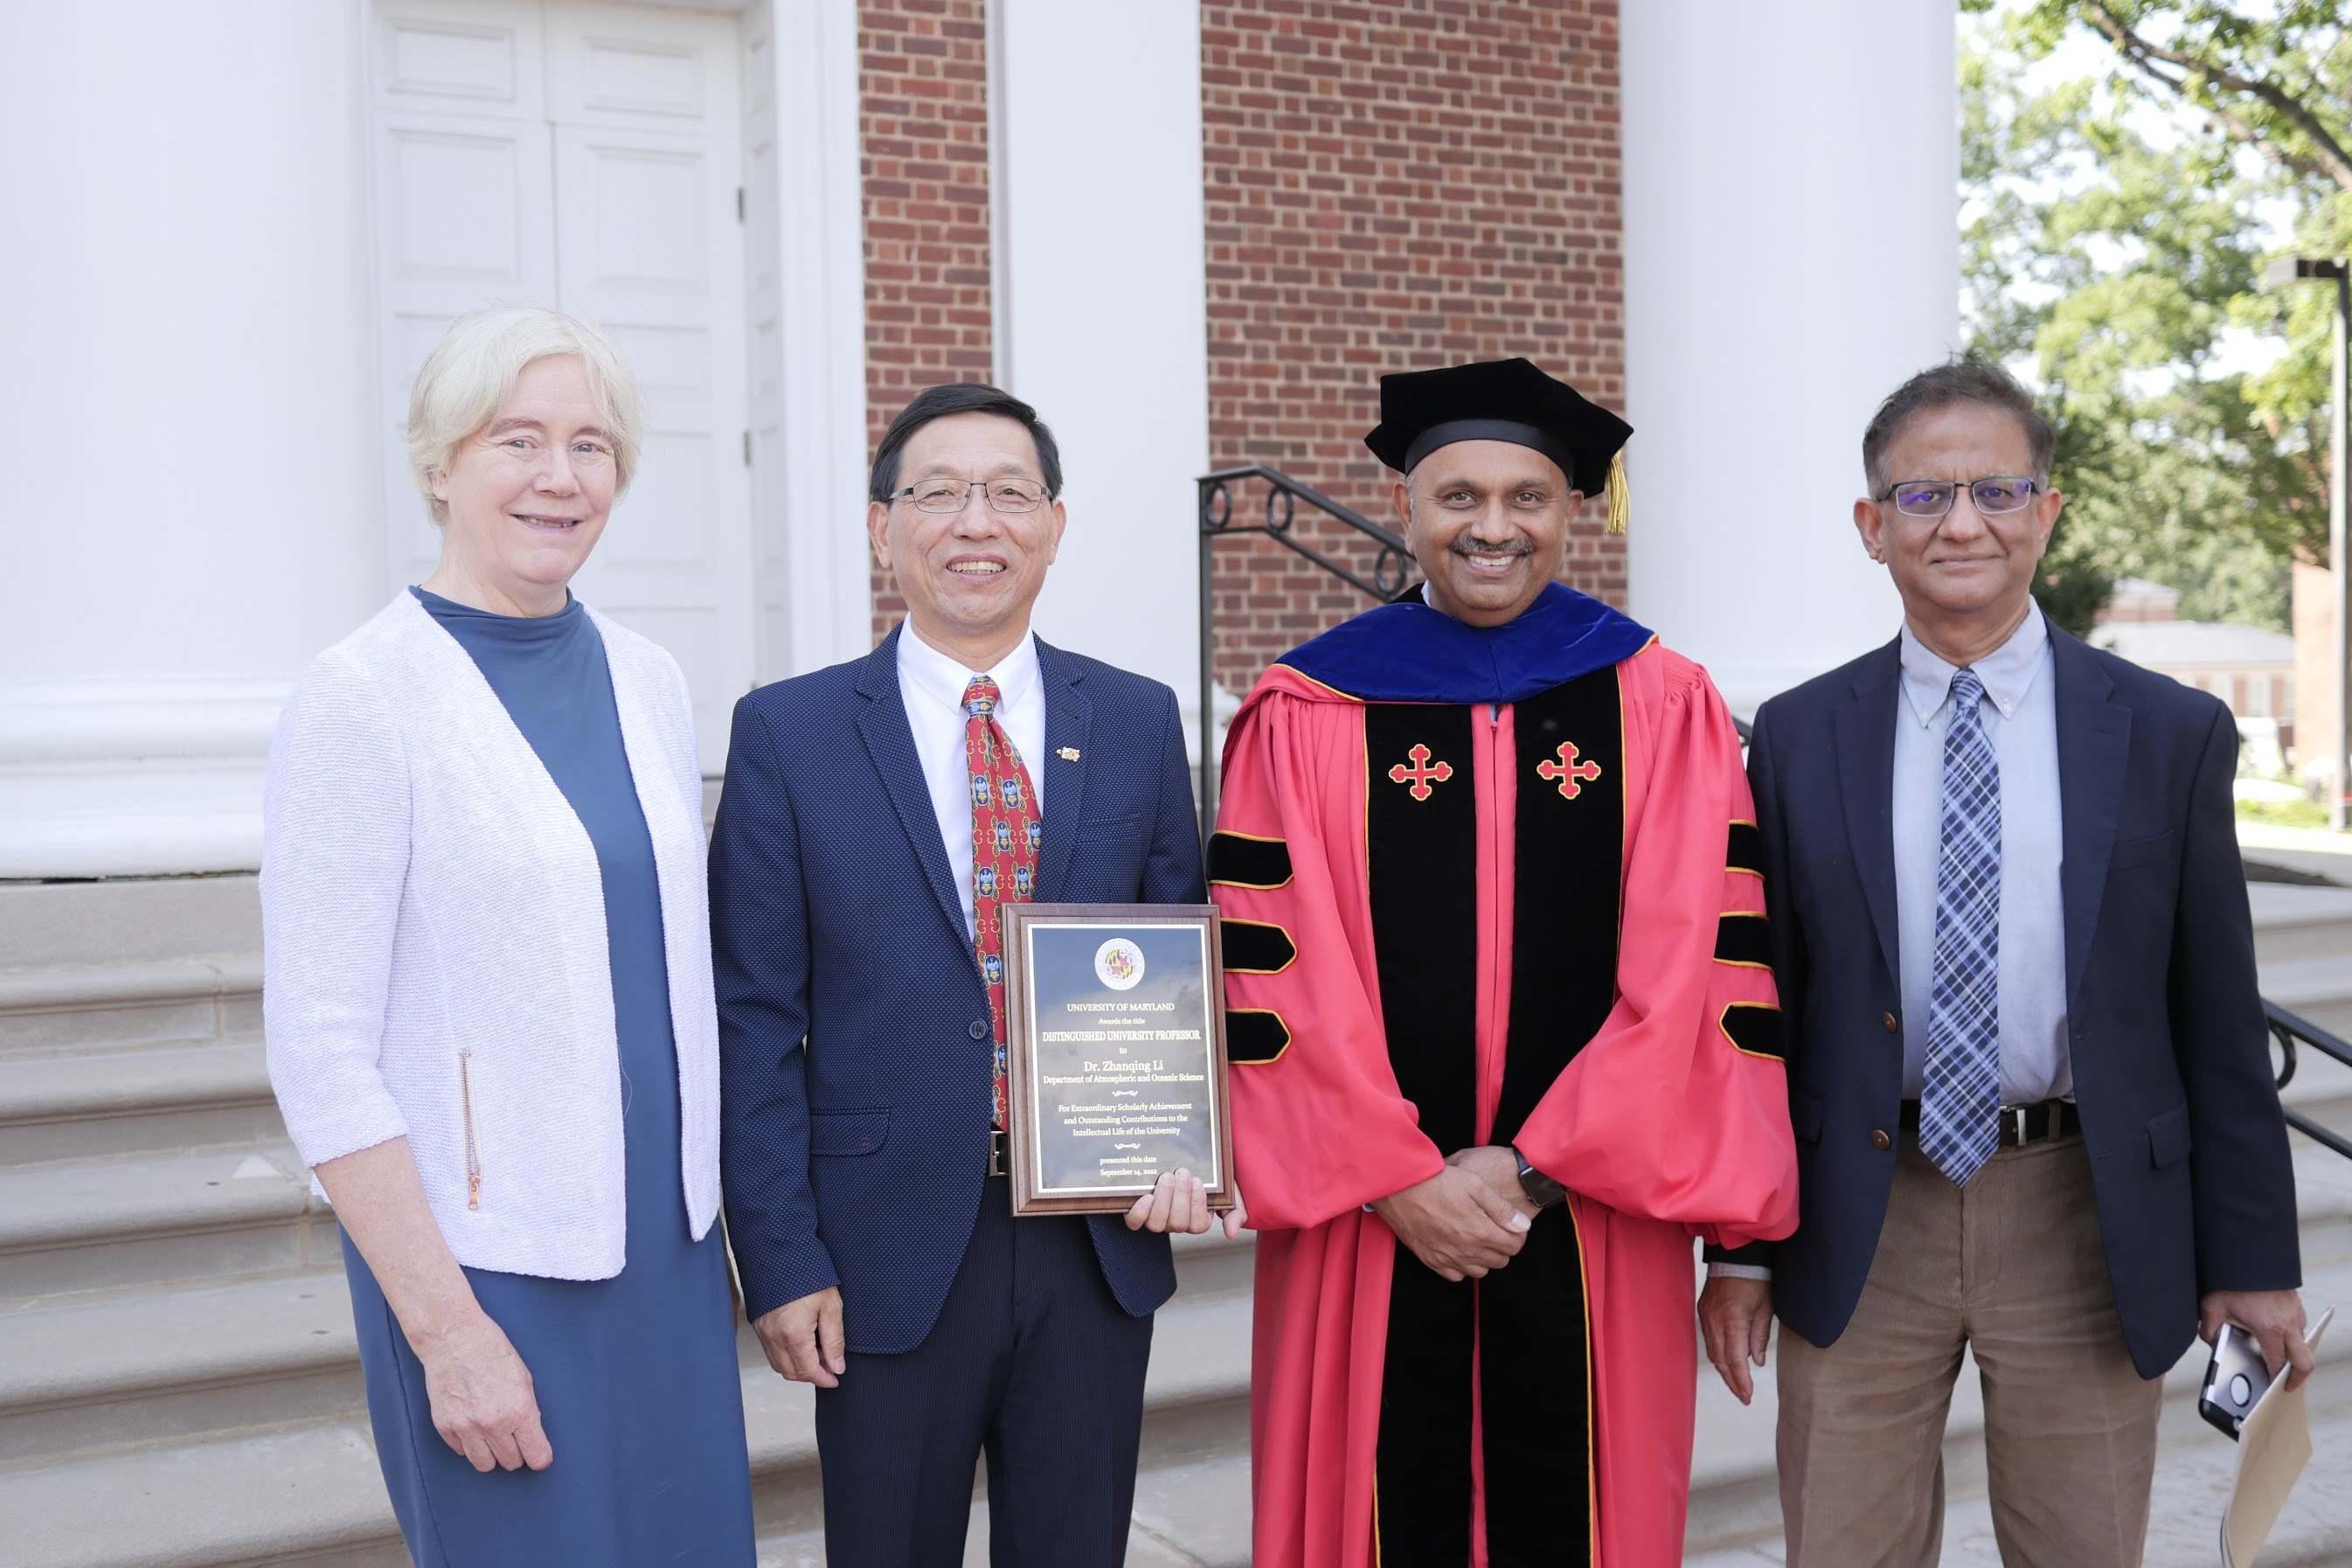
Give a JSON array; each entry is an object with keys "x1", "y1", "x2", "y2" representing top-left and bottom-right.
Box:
[{"x1": 1960, "y1": 0, "x2": 2349, "y2": 635}]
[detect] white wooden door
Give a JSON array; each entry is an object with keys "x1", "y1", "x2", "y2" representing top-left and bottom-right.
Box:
[
  {"x1": 370, "y1": 0, "x2": 749, "y2": 771},
  {"x1": 371, "y1": 0, "x2": 556, "y2": 596}
]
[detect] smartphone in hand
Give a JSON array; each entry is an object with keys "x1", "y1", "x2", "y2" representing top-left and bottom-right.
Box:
[{"x1": 2198, "y1": 1323, "x2": 2272, "y2": 1440}]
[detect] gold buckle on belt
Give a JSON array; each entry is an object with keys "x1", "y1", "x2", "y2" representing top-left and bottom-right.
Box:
[{"x1": 988, "y1": 1127, "x2": 1008, "y2": 1178}]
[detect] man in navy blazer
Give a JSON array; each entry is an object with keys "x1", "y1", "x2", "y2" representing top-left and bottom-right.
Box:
[
  {"x1": 1696, "y1": 360, "x2": 2310, "y2": 1568},
  {"x1": 709, "y1": 382, "x2": 1231, "y2": 1567}
]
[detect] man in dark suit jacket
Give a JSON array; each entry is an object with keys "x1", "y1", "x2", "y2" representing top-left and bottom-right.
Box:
[
  {"x1": 710, "y1": 382, "x2": 1232, "y2": 1568},
  {"x1": 1696, "y1": 360, "x2": 2311, "y2": 1568}
]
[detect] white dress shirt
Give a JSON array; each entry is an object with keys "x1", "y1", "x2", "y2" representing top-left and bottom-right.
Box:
[
  {"x1": 896, "y1": 623, "x2": 1047, "y2": 940},
  {"x1": 1892, "y1": 605, "x2": 2071, "y2": 1103}
]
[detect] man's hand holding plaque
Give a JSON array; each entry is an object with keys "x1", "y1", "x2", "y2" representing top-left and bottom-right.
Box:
[{"x1": 1123, "y1": 1168, "x2": 1249, "y2": 1240}]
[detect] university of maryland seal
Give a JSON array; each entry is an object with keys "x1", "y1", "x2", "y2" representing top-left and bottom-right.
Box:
[{"x1": 1093, "y1": 937, "x2": 1145, "y2": 991}]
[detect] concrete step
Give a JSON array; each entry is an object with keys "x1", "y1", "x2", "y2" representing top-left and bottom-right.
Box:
[
  {"x1": 0, "y1": 877, "x2": 261, "y2": 975},
  {"x1": 0, "y1": 1222, "x2": 1250, "y2": 1460},
  {"x1": 0, "y1": 859, "x2": 2332, "y2": 1568},
  {"x1": 753, "y1": 1451, "x2": 1252, "y2": 1568},
  {"x1": 0, "y1": 1144, "x2": 333, "y2": 1301},
  {"x1": 0, "y1": 1419, "x2": 406, "y2": 1568},
  {"x1": 2250, "y1": 884, "x2": 2352, "y2": 968},
  {"x1": 1683, "y1": 1253, "x2": 2352, "y2": 1562},
  {"x1": 2299, "y1": 1141, "x2": 2352, "y2": 1273},
  {"x1": 0, "y1": 955, "x2": 260, "y2": 1059},
  {"x1": 0, "y1": 1234, "x2": 1252, "y2": 1568},
  {"x1": 2270, "y1": 954, "x2": 2352, "y2": 1051},
  {"x1": 0, "y1": 1269, "x2": 359, "y2": 1465},
  {"x1": 2249, "y1": 886, "x2": 2352, "y2": 1091},
  {"x1": 0, "y1": 1039, "x2": 277, "y2": 1167},
  {"x1": 0, "y1": 877, "x2": 261, "y2": 1063},
  {"x1": 2250, "y1": 883, "x2": 2352, "y2": 1132}
]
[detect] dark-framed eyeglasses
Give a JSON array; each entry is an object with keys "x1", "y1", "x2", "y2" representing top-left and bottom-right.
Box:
[
  {"x1": 1874, "y1": 475, "x2": 2042, "y2": 518},
  {"x1": 888, "y1": 477, "x2": 1051, "y2": 514}
]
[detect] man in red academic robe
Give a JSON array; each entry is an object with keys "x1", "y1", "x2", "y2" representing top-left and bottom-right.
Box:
[{"x1": 1216, "y1": 359, "x2": 1800, "y2": 1568}]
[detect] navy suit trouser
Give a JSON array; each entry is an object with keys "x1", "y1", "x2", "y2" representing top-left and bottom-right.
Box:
[{"x1": 814, "y1": 1176, "x2": 1153, "y2": 1568}]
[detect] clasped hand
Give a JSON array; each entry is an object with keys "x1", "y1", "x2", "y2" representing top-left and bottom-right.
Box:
[{"x1": 1374, "y1": 1146, "x2": 1537, "y2": 1281}]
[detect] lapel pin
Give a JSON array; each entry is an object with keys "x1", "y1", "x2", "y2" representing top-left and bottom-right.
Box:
[{"x1": 1057, "y1": 746, "x2": 1080, "y2": 761}]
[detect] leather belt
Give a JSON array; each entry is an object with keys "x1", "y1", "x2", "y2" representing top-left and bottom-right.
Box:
[
  {"x1": 988, "y1": 1127, "x2": 1008, "y2": 1178},
  {"x1": 1899, "y1": 1097, "x2": 2079, "y2": 1148}
]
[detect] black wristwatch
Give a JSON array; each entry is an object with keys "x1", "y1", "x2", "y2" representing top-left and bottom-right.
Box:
[{"x1": 1511, "y1": 1145, "x2": 1565, "y2": 1210}]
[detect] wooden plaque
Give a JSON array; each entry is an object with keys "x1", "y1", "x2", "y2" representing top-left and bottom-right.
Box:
[{"x1": 1000, "y1": 903, "x2": 1236, "y2": 1217}]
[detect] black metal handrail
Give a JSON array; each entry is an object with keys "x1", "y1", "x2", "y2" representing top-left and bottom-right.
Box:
[
  {"x1": 1197, "y1": 467, "x2": 1415, "y2": 836},
  {"x1": 2268, "y1": 1000, "x2": 2352, "y2": 1162}
]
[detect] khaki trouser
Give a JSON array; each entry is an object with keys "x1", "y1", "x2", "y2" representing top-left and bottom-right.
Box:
[{"x1": 1776, "y1": 1130, "x2": 2167, "y2": 1568}]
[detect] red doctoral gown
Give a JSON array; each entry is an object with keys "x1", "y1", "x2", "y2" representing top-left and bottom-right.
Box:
[{"x1": 1215, "y1": 586, "x2": 1799, "y2": 1568}]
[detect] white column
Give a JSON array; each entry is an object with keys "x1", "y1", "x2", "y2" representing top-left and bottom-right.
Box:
[
  {"x1": 746, "y1": 0, "x2": 871, "y2": 683},
  {"x1": 991, "y1": 0, "x2": 1211, "y2": 718},
  {"x1": 0, "y1": 3, "x2": 378, "y2": 878},
  {"x1": 1621, "y1": 1, "x2": 1958, "y2": 715}
]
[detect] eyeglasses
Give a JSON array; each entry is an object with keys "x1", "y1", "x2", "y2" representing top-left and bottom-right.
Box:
[
  {"x1": 888, "y1": 477, "x2": 1051, "y2": 514},
  {"x1": 1875, "y1": 475, "x2": 2042, "y2": 518}
]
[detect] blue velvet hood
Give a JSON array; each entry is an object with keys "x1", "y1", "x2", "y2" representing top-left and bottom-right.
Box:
[{"x1": 1275, "y1": 581, "x2": 1654, "y2": 704}]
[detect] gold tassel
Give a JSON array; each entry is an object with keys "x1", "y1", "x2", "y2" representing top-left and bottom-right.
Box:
[{"x1": 1605, "y1": 448, "x2": 1629, "y2": 535}]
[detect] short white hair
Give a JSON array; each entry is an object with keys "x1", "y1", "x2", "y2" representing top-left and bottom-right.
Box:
[{"x1": 405, "y1": 307, "x2": 643, "y2": 524}]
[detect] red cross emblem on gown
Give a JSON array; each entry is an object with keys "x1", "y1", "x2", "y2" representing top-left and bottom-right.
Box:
[
  {"x1": 1387, "y1": 743, "x2": 1454, "y2": 801},
  {"x1": 1537, "y1": 740, "x2": 1604, "y2": 800}
]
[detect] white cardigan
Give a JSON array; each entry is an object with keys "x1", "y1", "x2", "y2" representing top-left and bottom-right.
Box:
[{"x1": 261, "y1": 591, "x2": 719, "y2": 1280}]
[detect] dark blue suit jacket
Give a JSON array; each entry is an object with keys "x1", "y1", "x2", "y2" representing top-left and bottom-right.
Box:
[
  {"x1": 1730, "y1": 625, "x2": 2300, "y2": 1377},
  {"x1": 710, "y1": 627, "x2": 1207, "y2": 1353}
]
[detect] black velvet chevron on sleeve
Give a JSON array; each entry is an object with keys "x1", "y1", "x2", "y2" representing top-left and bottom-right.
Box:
[
  {"x1": 1225, "y1": 1008, "x2": 1291, "y2": 1064},
  {"x1": 1714, "y1": 911, "x2": 1773, "y2": 968},
  {"x1": 1719, "y1": 1001, "x2": 1787, "y2": 1060},
  {"x1": 1726, "y1": 820, "x2": 1765, "y2": 876},
  {"x1": 1220, "y1": 919, "x2": 1298, "y2": 975},
  {"x1": 1207, "y1": 831, "x2": 1294, "y2": 890}
]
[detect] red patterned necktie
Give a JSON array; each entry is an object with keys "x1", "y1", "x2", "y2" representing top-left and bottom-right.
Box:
[{"x1": 964, "y1": 676, "x2": 1043, "y2": 1130}]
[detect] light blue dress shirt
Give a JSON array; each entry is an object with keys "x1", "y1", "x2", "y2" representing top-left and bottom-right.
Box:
[{"x1": 1893, "y1": 605, "x2": 2072, "y2": 1103}]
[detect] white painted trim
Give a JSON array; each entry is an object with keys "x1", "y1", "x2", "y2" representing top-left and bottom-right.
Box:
[
  {"x1": 0, "y1": 3, "x2": 378, "y2": 879},
  {"x1": 986, "y1": 0, "x2": 1013, "y2": 391},
  {"x1": 760, "y1": 0, "x2": 871, "y2": 676},
  {"x1": 0, "y1": 681, "x2": 288, "y2": 767},
  {"x1": 1621, "y1": 0, "x2": 1952, "y2": 715},
  {"x1": 991, "y1": 0, "x2": 1209, "y2": 707},
  {"x1": 0, "y1": 680, "x2": 288, "y2": 879}
]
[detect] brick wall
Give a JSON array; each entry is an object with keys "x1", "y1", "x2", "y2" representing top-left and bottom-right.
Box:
[
  {"x1": 861, "y1": 0, "x2": 994, "y2": 643},
  {"x1": 1201, "y1": 0, "x2": 1626, "y2": 697}
]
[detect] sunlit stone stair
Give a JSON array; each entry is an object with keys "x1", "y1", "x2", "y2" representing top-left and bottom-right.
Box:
[
  {"x1": 0, "y1": 876, "x2": 1254, "y2": 1568},
  {"x1": 6, "y1": 874, "x2": 2341, "y2": 1568}
]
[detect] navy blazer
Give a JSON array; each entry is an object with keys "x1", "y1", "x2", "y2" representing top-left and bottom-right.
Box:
[
  {"x1": 710, "y1": 627, "x2": 1207, "y2": 1353},
  {"x1": 1732, "y1": 625, "x2": 2300, "y2": 1377}
]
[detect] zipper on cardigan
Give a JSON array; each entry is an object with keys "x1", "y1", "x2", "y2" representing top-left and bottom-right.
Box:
[{"x1": 457, "y1": 1049, "x2": 482, "y2": 1211}]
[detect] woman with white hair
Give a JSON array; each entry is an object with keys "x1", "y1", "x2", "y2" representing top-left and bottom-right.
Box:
[{"x1": 261, "y1": 307, "x2": 753, "y2": 1564}]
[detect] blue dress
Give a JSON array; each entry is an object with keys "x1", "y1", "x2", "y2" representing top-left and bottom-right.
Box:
[{"x1": 340, "y1": 587, "x2": 753, "y2": 1566}]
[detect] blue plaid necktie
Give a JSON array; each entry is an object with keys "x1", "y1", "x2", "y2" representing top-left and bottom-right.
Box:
[{"x1": 1918, "y1": 668, "x2": 2002, "y2": 1185}]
